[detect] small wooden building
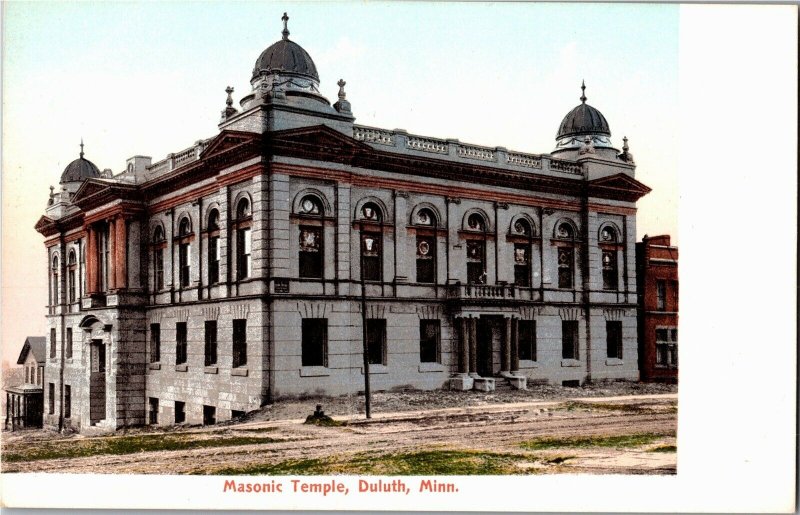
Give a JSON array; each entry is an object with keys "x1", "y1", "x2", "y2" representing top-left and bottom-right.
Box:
[{"x1": 5, "y1": 336, "x2": 46, "y2": 430}]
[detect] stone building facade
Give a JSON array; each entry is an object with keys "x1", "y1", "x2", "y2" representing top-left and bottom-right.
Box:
[
  {"x1": 35, "y1": 14, "x2": 651, "y2": 433},
  {"x1": 636, "y1": 235, "x2": 679, "y2": 383}
]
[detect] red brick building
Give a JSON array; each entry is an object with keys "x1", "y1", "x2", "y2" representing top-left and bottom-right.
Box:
[{"x1": 636, "y1": 235, "x2": 678, "y2": 383}]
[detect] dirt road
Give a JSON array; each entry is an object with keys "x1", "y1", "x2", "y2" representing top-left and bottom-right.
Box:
[{"x1": 2, "y1": 392, "x2": 677, "y2": 475}]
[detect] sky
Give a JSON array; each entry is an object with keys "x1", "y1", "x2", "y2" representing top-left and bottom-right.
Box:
[{"x1": 1, "y1": 2, "x2": 679, "y2": 360}]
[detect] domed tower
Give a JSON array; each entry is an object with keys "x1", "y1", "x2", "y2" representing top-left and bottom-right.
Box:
[
  {"x1": 552, "y1": 82, "x2": 617, "y2": 159},
  {"x1": 60, "y1": 140, "x2": 101, "y2": 185},
  {"x1": 222, "y1": 13, "x2": 354, "y2": 135}
]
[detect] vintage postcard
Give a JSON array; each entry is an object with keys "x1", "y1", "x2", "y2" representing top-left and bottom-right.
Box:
[{"x1": 1, "y1": 2, "x2": 795, "y2": 512}]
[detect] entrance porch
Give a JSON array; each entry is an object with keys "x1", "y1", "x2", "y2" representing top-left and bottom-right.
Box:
[{"x1": 449, "y1": 315, "x2": 527, "y2": 391}]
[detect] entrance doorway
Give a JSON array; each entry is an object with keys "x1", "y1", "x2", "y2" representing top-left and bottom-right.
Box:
[
  {"x1": 476, "y1": 319, "x2": 494, "y2": 377},
  {"x1": 89, "y1": 339, "x2": 106, "y2": 425}
]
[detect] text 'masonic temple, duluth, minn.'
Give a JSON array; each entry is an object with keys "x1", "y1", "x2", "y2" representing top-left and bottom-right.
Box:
[{"x1": 36, "y1": 14, "x2": 651, "y2": 432}]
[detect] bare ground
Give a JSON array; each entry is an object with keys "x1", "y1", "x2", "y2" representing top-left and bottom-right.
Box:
[{"x1": 1, "y1": 383, "x2": 678, "y2": 475}]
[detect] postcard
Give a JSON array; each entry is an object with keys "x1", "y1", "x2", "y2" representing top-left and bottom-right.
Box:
[{"x1": 1, "y1": 2, "x2": 795, "y2": 512}]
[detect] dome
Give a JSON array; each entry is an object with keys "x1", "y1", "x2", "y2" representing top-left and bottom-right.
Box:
[
  {"x1": 60, "y1": 143, "x2": 100, "y2": 183},
  {"x1": 251, "y1": 13, "x2": 319, "y2": 82},
  {"x1": 556, "y1": 82, "x2": 611, "y2": 139}
]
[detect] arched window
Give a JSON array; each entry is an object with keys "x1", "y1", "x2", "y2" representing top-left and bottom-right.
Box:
[
  {"x1": 298, "y1": 195, "x2": 323, "y2": 279},
  {"x1": 207, "y1": 210, "x2": 221, "y2": 284},
  {"x1": 599, "y1": 225, "x2": 619, "y2": 290},
  {"x1": 414, "y1": 208, "x2": 437, "y2": 284},
  {"x1": 511, "y1": 218, "x2": 533, "y2": 287},
  {"x1": 359, "y1": 202, "x2": 383, "y2": 282},
  {"x1": 555, "y1": 221, "x2": 577, "y2": 289},
  {"x1": 152, "y1": 226, "x2": 166, "y2": 291},
  {"x1": 465, "y1": 213, "x2": 487, "y2": 284},
  {"x1": 235, "y1": 198, "x2": 252, "y2": 280},
  {"x1": 177, "y1": 218, "x2": 192, "y2": 288},
  {"x1": 51, "y1": 255, "x2": 59, "y2": 305},
  {"x1": 67, "y1": 250, "x2": 77, "y2": 303}
]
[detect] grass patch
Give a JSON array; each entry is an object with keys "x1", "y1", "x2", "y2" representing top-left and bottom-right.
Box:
[
  {"x1": 207, "y1": 449, "x2": 545, "y2": 476},
  {"x1": 3, "y1": 434, "x2": 280, "y2": 463},
  {"x1": 234, "y1": 427, "x2": 279, "y2": 434},
  {"x1": 520, "y1": 432, "x2": 666, "y2": 450},
  {"x1": 560, "y1": 401, "x2": 648, "y2": 413},
  {"x1": 648, "y1": 445, "x2": 677, "y2": 453}
]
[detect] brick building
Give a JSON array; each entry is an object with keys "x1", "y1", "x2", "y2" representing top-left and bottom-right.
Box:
[
  {"x1": 636, "y1": 235, "x2": 678, "y2": 383},
  {"x1": 35, "y1": 14, "x2": 651, "y2": 433}
]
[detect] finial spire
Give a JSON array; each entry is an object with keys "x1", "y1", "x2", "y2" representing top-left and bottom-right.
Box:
[
  {"x1": 79, "y1": 138, "x2": 84, "y2": 158},
  {"x1": 281, "y1": 12, "x2": 290, "y2": 40},
  {"x1": 337, "y1": 79, "x2": 347, "y2": 100},
  {"x1": 623, "y1": 136, "x2": 629, "y2": 152},
  {"x1": 225, "y1": 86, "x2": 234, "y2": 107},
  {"x1": 580, "y1": 80, "x2": 587, "y2": 103}
]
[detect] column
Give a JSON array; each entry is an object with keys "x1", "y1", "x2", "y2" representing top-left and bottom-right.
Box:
[
  {"x1": 108, "y1": 219, "x2": 117, "y2": 291},
  {"x1": 502, "y1": 317, "x2": 512, "y2": 374},
  {"x1": 457, "y1": 318, "x2": 469, "y2": 374},
  {"x1": 393, "y1": 191, "x2": 408, "y2": 282},
  {"x1": 86, "y1": 226, "x2": 98, "y2": 294},
  {"x1": 468, "y1": 317, "x2": 478, "y2": 375},
  {"x1": 511, "y1": 317, "x2": 520, "y2": 374},
  {"x1": 114, "y1": 216, "x2": 127, "y2": 289}
]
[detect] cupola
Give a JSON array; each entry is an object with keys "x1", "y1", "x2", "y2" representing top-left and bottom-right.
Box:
[
  {"x1": 60, "y1": 140, "x2": 100, "y2": 184},
  {"x1": 553, "y1": 82, "x2": 616, "y2": 155}
]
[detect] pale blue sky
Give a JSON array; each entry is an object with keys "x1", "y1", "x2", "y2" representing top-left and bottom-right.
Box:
[{"x1": 2, "y1": 2, "x2": 679, "y2": 358}]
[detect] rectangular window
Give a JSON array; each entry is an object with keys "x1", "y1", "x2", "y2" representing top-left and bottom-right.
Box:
[
  {"x1": 299, "y1": 227, "x2": 323, "y2": 279},
  {"x1": 148, "y1": 397, "x2": 158, "y2": 425},
  {"x1": 606, "y1": 321, "x2": 623, "y2": 359},
  {"x1": 419, "y1": 319, "x2": 440, "y2": 363},
  {"x1": 150, "y1": 323, "x2": 161, "y2": 363},
  {"x1": 518, "y1": 320, "x2": 537, "y2": 361},
  {"x1": 602, "y1": 250, "x2": 618, "y2": 290},
  {"x1": 208, "y1": 236, "x2": 220, "y2": 284},
  {"x1": 232, "y1": 319, "x2": 247, "y2": 368},
  {"x1": 98, "y1": 342, "x2": 106, "y2": 373},
  {"x1": 558, "y1": 247, "x2": 574, "y2": 289},
  {"x1": 64, "y1": 385, "x2": 71, "y2": 419},
  {"x1": 237, "y1": 228, "x2": 252, "y2": 280},
  {"x1": 656, "y1": 280, "x2": 666, "y2": 310},
  {"x1": 204, "y1": 321, "x2": 218, "y2": 366},
  {"x1": 50, "y1": 327, "x2": 56, "y2": 358},
  {"x1": 361, "y1": 232, "x2": 382, "y2": 282},
  {"x1": 68, "y1": 268, "x2": 76, "y2": 302},
  {"x1": 231, "y1": 410, "x2": 245, "y2": 420},
  {"x1": 466, "y1": 240, "x2": 486, "y2": 284},
  {"x1": 416, "y1": 235, "x2": 436, "y2": 284},
  {"x1": 301, "y1": 318, "x2": 328, "y2": 367},
  {"x1": 562, "y1": 320, "x2": 579, "y2": 360},
  {"x1": 671, "y1": 280, "x2": 679, "y2": 309},
  {"x1": 203, "y1": 405, "x2": 216, "y2": 425},
  {"x1": 179, "y1": 242, "x2": 191, "y2": 288},
  {"x1": 366, "y1": 319, "x2": 387, "y2": 365},
  {"x1": 174, "y1": 401, "x2": 186, "y2": 423},
  {"x1": 514, "y1": 244, "x2": 531, "y2": 287},
  {"x1": 48, "y1": 383, "x2": 55, "y2": 414},
  {"x1": 655, "y1": 327, "x2": 678, "y2": 367},
  {"x1": 66, "y1": 328, "x2": 73, "y2": 359},
  {"x1": 154, "y1": 248, "x2": 164, "y2": 290},
  {"x1": 176, "y1": 322, "x2": 187, "y2": 365},
  {"x1": 99, "y1": 225, "x2": 110, "y2": 292}
]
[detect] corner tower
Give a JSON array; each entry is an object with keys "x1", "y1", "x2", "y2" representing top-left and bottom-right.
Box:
[{"x1": 219, "y1": 13, "x2": 355, "y2": 135}]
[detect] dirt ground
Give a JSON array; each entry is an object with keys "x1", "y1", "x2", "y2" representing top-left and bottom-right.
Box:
[{"x1": 1, "y1": 383, "x2": 678, "y2": 475}]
